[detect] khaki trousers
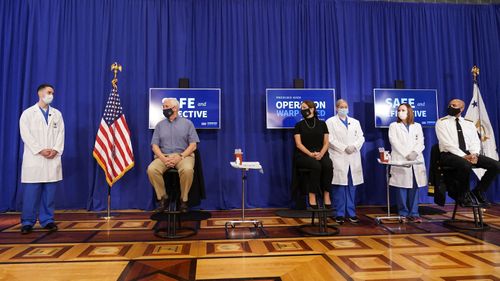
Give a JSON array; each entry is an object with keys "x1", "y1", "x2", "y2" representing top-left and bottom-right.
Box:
[{"x1": 147, "y1": 154, "x2": 195, "y2": 202}]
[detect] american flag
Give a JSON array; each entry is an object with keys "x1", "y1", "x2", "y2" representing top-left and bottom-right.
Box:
[{"x1": 93, "y1": 87, "x2": 134, "y2": 186}]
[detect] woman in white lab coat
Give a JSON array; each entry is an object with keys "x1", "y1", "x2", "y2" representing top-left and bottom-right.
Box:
[
  {"x1": 19, "y1": 84, "x2": 64, "y2": 234},
  {"x1": 388, "y1": 103, "x2": 427, "y2": 223},
  {"x1": 326, "y1": 99, "x2": 364, "y2": 224}
]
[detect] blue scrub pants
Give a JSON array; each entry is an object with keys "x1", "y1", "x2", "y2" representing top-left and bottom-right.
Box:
[
  {"x1": 21, "y1": 182, "x2": 57, "y2": 227},
  {"x1": 333, "y1": 170, "x2": 357, "y2": 218},
  {"x1": 394, "y1": 177, "x2": 420, "y2": 217}
]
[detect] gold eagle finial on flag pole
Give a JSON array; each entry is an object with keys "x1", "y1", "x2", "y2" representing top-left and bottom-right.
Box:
[
  {"x1": 471, "y1": 65, "x2": 479, "y2": 82},
  {"x1": 111, "y1": 62, "x2": 122, "y2": 89}
]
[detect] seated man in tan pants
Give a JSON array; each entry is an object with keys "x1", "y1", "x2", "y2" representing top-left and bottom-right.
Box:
[{"x1": 147, "y1": 98, "x2": 199, "y2": 213}]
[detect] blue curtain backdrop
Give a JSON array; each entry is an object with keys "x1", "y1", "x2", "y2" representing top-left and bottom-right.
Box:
[{"x1": 1, "y1": 0, "x2": 499, "y2": 212}]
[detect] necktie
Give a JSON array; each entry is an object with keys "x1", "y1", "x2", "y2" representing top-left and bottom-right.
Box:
[{"x1": 455, "y1": 118, "x2": 467, "y2": 153}]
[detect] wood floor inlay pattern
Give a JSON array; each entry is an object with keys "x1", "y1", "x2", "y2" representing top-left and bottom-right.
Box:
[
  {"x1": 0, "y1": 206, "x2": 499, "y2": 280},
  {"x1": 3, "y1": 220, "x2": 155, "y2": 232}
]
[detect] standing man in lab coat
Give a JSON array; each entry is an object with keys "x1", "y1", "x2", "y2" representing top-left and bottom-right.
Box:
[
  {"x1": 326, "y1": 99, "x2": 365, "y2": 224},
  {"x1": 19, "y1": 84, "x2": 64, "y2": 234},
  {"x1": 388, "y1": 103, "x2": 427, "y2": 223}
]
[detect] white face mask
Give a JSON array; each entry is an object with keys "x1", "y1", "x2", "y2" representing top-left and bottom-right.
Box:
[
  {"x1": 42, "y1": 94, "x2": 54, "y2": 105},
  {"x1": 398, "y1": 111, "x2": 407, "y2": 121}
]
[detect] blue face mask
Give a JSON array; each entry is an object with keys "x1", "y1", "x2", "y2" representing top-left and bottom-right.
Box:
[{"x1": 338, "y1": 108, "x2": 349, "y2": 116}]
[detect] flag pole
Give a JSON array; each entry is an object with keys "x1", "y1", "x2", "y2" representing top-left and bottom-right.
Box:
[
  {"x1": 102, "y1": 185, "x2": 113, "y2": 220},
  {"x1": 98, "y1": 62, "x2": 123, "y2": 220},
  {"x1": 471, "y1": 65, "x2": 484, "y2": 155}
]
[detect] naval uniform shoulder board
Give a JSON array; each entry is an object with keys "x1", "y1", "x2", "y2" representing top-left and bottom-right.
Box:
[
  {"x1": 439, "y1": 116, "x2": 449, "y2": 121},
  {"x1": 464, "y1": 118, "x2": 474, "y2": 122}
]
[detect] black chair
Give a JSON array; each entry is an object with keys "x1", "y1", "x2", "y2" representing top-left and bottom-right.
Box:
[
  {"x1": 295, "y1": 168, "x2": 339, "y2": 236},
  {"x1": 150, "y1": 150, "x2": 210, "y2": 238},
  {"x1": 151, "y1": 169, "x2": 197, "y2": 238},
  {"x1": 428, "y1": 144, "x2": 489, "y2": 231}
]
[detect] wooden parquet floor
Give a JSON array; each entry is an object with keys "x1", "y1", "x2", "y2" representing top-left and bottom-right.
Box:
[{"x1": 0, "y1": 205, "x2": 499, "y2": 281}]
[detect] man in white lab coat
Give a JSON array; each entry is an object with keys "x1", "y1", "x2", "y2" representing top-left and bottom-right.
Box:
[
  {"x1": 326, "y1": 99, "x2": 365, "y2": 224},
  {"x1": 19, "y1": 84, "x2": 64, "y2": 234}
]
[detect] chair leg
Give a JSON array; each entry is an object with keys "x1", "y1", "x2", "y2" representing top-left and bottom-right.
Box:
[
  {"x1": 451, "y1": 202, "x2": 458, "y2": 220},
  {"x1": 320, "y1": 210, "x2": 327, "y2": 232},
  {"x1": 166, "y1": 213, "x2": 171, "y2": 236},
  {"x1": 316, "y1": 188, "x2": 327, "y2": 232},
  {"x1": 172, "y1": 214, "x2": 177, "y2": 236},
  {"x1": 477, "y1": 207, "x2": 485, "y2": 228},
  {"x1": 472, "y1": 206, "x2": 479, "y2": 228}
]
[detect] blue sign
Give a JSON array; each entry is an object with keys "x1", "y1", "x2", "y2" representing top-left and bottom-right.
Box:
[
  {"x1": 373, "y1": 88, "x2": 438, "y2": 128},
  {"x1": 266, "y1": 89, "x2": 336, "y2": 129},
  {"x1": 149, "y1": 88, "x2": 221, "y2": 129}
]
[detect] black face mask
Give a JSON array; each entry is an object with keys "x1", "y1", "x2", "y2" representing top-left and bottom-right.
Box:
[
  {"x1": 447, "y1": 106, "x2": 461, "y2": 117},
  {"x1": 301, "y1": 109, "x2": 311, "y2": 118},
  {"x1": 163, "y1": 108, "x2": 174, "y2": 118}
]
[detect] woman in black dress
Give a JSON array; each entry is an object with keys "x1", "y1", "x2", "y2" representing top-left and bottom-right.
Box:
[{"x1": 294, "y1": 100, "x2": 333, "y2": 208}]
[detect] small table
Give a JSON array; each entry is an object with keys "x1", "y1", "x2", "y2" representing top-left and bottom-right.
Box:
[
  {"x1": 375, "y1": 159, "x2": 422, "y2": 224},
  {"x1": 225, "y1": 161, "x2": 265, "y2": 238}
]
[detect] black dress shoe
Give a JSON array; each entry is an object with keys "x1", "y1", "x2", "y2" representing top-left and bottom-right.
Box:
[
  {"x1": 44, "y1": 222, "x2": 58, "y2": 232},
  {"x1": 348, "y1": 216, "x2": 360, "y2": 223},
  {"x1": 21, "y1": 225, "x2": 33, "y2": 235},
  {"x1": 309, "y1": 204, "x2": 319, "y2": 209},
  {"x1": 180, "y1": 201, "x2": 189, "y2": 213},
  {"x1": 472, "y1": 189, "x2": 491, "y2": 208},
  {"x1": 458, "y1": 195, "x2": 474, "y2": 207},
  {"x1": 335, "y1": 216, "x2": 345, "y2": 224}
]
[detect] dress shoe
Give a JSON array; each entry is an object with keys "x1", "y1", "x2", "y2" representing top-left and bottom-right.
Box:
[
  {"x1": 153, "y1": 198, "x2": 168, "y2": 213},
  {"x1": 335, "y1": 216, "x2": 345, "y2": 224},
  {"x1": 347, "y1": 216, "x2": 360, "y2": 223},
  {"x1": 409, "y1": 216, "x2": 423, "y2": 223},
  {"x1": 308, "y1": 198, "x2": 318, "y2": 209},
  {"x1": 180, "y1": 201, "x2": 189, "y2": 213},
  {"x1": 458, "y1": 195, "x2": 474, "y2": 208},
  {"x1": 324, "y1": 204, "x2": 332, "y2": 209},
  {"x1": 472, "y1": 189, "x2": 491, "y2": 208},
  {"x1": 44, "y1": 222, "x2": 58, "y2": 232},
  {"x1": 21, "y1": 225, "x2": 33, "y2": 235}
]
